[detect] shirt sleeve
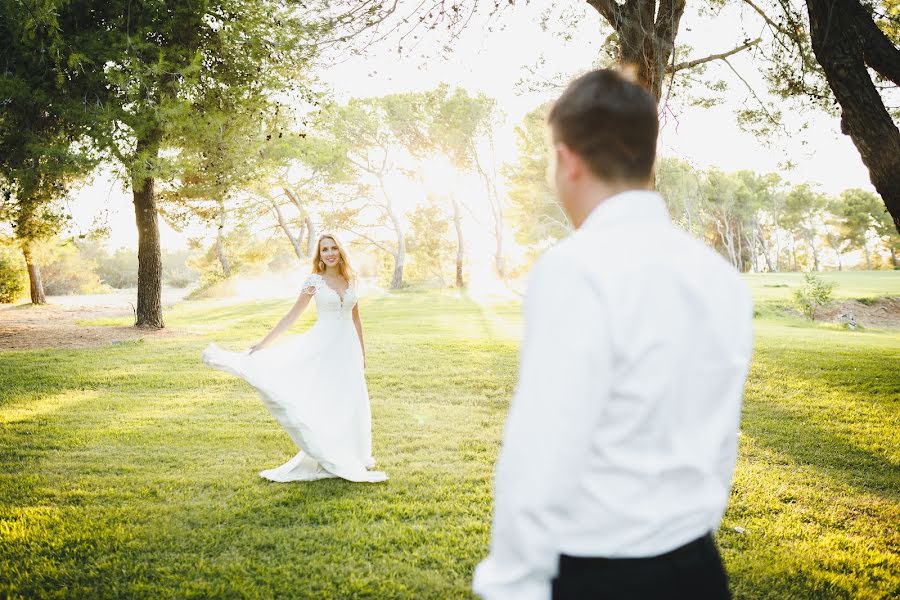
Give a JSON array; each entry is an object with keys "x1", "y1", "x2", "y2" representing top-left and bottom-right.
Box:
[{"x1": 473, "y1": 250, "x2": 613, "y2": 600}]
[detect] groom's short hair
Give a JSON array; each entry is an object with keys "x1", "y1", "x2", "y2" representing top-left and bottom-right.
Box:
[{"x1": 549, "y1": 68, "x2": 658, "y2": 184}]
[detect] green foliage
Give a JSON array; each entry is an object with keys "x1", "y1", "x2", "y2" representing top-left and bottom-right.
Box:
[
  {"x1": 95, "y1": 248, "x2": 139, "y2": 289},
  {"x1": 657, "y1": 157, "x2": 705, "y2": 234},
  {"x1": 72, "y1": 240, "x2": 197, "y2": 290},
  {"x1": 34, "y1": 240, "x2": 105, "y2": 296},
  {"x1": 186, "y1": 225, "x2": 273, "y2": 298},
  {"x1": 793, "y1": 272, "x2": 836, "y2": 319},
  {"x1": 505, "y1": 105, "x2": 570, "y2": 249},
  {"x1": 0, "y1": 2, "x2": 98, "y2": 255},
  {"x1": 0, "y1": 243, "x2": 26, "y2": 303},
  {"x1": 656, "y1": 159, "x2": 894, "y2": 273},
  {"x1": 832, "y1": 189, "x2": 882, "y2": 251},
  {"x1": 407, "y1": 200, "x2": 453, "y2": 286},
  {"x1": 870, "y1": 194, "x2": 900, "y2": 264}
]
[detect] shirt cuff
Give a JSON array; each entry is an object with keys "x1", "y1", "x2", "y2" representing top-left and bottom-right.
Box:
[{"x1": 473, "y1": 557, "x2": 551, "y2": 600}]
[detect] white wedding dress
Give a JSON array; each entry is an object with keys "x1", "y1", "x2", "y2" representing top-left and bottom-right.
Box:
[{"x1": 201, "y1": 274, "x2": 387, "y2": 483}]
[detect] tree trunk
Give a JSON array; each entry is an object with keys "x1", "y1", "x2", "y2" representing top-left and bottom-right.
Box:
[
  {"x1": 587, "y1": 0, "x2": 687, "y2": 102},
  {"x1": 474, "y1": 150, "x2": 506, "y2": 279},
  {"x1": 757, "y1": 224, "x2": 775, "y2": 272},
  {"x1": 272, "y1": 200, "x2": 305, "y2": 261},
  {"x1": 131, "y1": 135, "x2": 164, "y2": 329},
  {"x1": 451, "y1": 195, "x2": 465, "y2": 288},
  {"x1": 825, "y1": 232, "x2": 843, "y2": 271},
  {"x1": 863, "y1": 242, "x2": 871, "y2": 270},
  {"x1": 215, "y1": 200, "x2": 232, "y2": 277},
  {"x1": 305, "y1": 217, "x2": 316, "y2": 257},
  {"x1": 378, "y1": 177, "x2": 405, "y2": 289},
  {"x1": 297, "y1": 219, "x2": 306, "y2": 255},
  {"x1": 21, "y1": 243, "x2": 46, "y2": 305},
  {"x1": 808, "y1": 235, "x2": 820, "y2": 272},
  {"x1": 714, "y1": 216, "x2": 739, "y2": 269},
  {"x1": 774, "y1": 228, "x2": 782, "y2": 272},
  {"x1": 805, "y1": 0, "x2": 900, "y2": 234},
  {"x1": 282, "y1": 186, "x2": 315, "y2": 258}
]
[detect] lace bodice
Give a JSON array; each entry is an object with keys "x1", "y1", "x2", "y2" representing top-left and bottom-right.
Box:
[{"x1": 302, "y1": 274, "x2": 357, "y2": 321}]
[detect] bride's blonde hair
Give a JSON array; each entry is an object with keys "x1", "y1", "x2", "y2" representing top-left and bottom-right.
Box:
[{"x1": 313, "y1": 233, "x2": 357, "y2": 283}]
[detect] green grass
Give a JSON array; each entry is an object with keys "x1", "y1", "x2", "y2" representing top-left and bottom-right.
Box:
[
  {"x1": 1, "y1": 275, "x2": 899, "y2": 599},
  {"x1": 743, "y1": 270, "x2": 899, "y2": 322},
  {"x1": 744, "y1": 271, "x2": 898, "y2": 303}
]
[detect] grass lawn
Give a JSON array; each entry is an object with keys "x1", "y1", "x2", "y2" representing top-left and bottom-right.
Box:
[{"x1": 1, "y1": 273, "x2": 898, "y2": 599}]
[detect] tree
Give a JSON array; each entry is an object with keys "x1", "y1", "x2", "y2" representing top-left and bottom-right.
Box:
[
  {"x1": 732, "y1": 170, "x2": 784, "y2": 273},
  {"x1": 742, "y1": 0, "x2": 900, "y2": 233},
  {"x1": 781, "y1": 184, "x2": 828, "y2": 271},
  {"x1": 0, "y1": 3, "x2": 95, "y2": 304},
  {"x1": 873, "y1": 201, "x2": 900, "y2": 268},
  {"x1": 407, "y1": 199, "x2": 453, "y2": 285},
  {"x1": 312, "y1": 98, "x2": 410, "y2": 289},
  {"x1": 823, "y1": 198, "x2": 852, "y2": 272},
  {"x1": 804, "y1": 0, "x2": 900, "y2": 234},
  {"x1": 657, "y1": 157, "x2": 706, "y2": 237},
  {"x1": 160, "y1": 85, "x2": 285, "y2": 278},
  {"x1": 582, "y1": 1, "x2": 766, "y2": 102},
  {"x1": 27, "y1": 0, "x2": 329, "y2": 327},
  {"x1": 262, "y1": 133, "x2": 360, "y2": 263},
  {"x1": 375, "y1": 87, "x2": 470, "y2": 287},
  {"x1": 833, "y1": 188, "x2": 884, "y2": 269},
  {"x1": 427, "y1": 87, "x2": 509, "y2": 279},
  {"x1": 506, "y1": 105, "x2": 571, "y2": 253}
]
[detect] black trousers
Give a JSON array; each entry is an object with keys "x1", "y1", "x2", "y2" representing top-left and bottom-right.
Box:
[{"x1": 551, "y1": 533, "x2": 730, "y2": 600}]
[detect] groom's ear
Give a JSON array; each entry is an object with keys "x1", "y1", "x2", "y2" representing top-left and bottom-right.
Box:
[{"x1": 555, "y1": 142, "x2": 583, "y2": 181}]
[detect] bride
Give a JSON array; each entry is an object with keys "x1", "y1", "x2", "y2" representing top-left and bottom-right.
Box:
[{"x1": 202, "y1": 234, "x2": 387, "y2": 483}]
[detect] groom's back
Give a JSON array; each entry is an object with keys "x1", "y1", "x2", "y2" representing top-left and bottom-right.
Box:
[{"x1": 556, "y1": 191, "x2": 753, "y2": 557}]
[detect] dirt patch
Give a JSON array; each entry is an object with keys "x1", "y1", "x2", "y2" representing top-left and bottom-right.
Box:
[
  {"x1": 0, "y1": 290, "x2": 188, "y2": 351},
  {"x1": 819, "y1": 297, "x2": 900, "y2": 329}
]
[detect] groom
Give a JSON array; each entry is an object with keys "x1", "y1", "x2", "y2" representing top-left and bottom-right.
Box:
[{"x1": 473, "y1": 69, "x2": 754, "y2": 599}]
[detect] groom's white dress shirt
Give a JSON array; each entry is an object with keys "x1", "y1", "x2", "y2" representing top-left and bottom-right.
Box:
[{"x1": 473, "y1": 190, "x2": 754, "y2": 600}]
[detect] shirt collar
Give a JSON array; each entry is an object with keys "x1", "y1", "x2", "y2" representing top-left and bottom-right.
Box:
[{"x1": 580, "y1": 190, "x2": 670, "y2": 231}]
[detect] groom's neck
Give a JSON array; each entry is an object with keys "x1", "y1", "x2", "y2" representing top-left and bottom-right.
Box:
[{"x1": 570, "y1": 179, "x2": 653, "y2": 229}]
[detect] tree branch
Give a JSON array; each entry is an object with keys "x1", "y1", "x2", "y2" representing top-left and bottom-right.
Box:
[
  {"x1": 742, "y1": 0, "x2": 797, "y2": 39},
  {"x1": 722, "y1": 57, "x2": 781, "y2": 128},
  {"x1": 667, "y1": 38, "x2": 762, "y2": 73},
  {"x1": 853, "y1": 1, "x2": 900, "y2": 86},
  {"x1": 586, "y1": 0, "x2": 623, "y2": 27},
  {"x1": 345, "y1": 227, "x2": 395, "y2": 255},
  {"x1": 655, "y1": 0, "x2": 687, "y2": 47}
]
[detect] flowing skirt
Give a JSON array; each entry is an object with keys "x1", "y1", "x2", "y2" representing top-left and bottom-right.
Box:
[{"x1": 202, "y1": 318, "x2": 387, "y2": 483}]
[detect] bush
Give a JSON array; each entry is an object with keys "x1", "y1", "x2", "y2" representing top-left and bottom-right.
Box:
[
  {"x1": 95, "y1": 247, "x2": 139, "y2": 288},
  {"x1": 186, "y1": 272, "x2": 234, "y2": 300},
  {"x1": 39, "y1": 241, "x2": 106, "y2": 296},
  {"x1": 0, "y1": 244, "x2": 26, "y2": 303},
  {"x1": 793, "y1": 273, "x2": 835, "y2": 320}
]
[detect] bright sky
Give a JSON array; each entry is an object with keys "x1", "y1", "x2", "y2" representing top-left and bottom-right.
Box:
[{"x1": 66, "y1": 0, "x2": 877, "y2": 252}]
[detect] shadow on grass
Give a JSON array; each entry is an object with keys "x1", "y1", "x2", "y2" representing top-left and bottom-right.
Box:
[
  {"x1": 743, "y1": 345, "x2": 900, "y2": 501},
  {"x1": 742, "y1": 399, "x2": 899, "y2": 501}
]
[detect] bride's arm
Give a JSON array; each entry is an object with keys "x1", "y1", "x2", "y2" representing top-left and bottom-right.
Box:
[
  {"x1": 352, "y1": 304, "x2": 366, "y2": 368},
  {"x1": 250, "y1": 292, "x2": 313, "y2": 353}
]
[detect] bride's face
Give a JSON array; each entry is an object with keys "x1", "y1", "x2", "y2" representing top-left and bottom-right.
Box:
[{"x1": 320, "y1": 238, "x2": 341, "y2": 268}]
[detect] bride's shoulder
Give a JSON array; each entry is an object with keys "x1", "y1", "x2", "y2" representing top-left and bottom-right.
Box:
[{"x1": 301, "y1": 273, "x2": 324, "y2": 294}]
